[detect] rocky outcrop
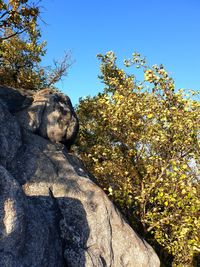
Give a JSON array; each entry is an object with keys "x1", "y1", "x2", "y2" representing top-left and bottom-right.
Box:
[
  {"x1": 16, "y1": 88, "x2": 79, "y2": 149},
  {"x1": 0, "y1": 86, "x2": 160, "y2": 267}
]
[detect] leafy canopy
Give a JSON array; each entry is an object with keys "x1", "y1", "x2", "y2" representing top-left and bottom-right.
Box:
[
  {"x1": 0, "y1": 0, "x2": 39, "y2": 41},
  {"x1": 0, "y1": 0, "x2": 71, "y2": 90},
  {"x1": 76, "y1": 51, "x2": 200, "y2": 266}
]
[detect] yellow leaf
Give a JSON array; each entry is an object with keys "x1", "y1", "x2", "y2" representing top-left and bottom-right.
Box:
[
  {"x1": 181, "y1": 189, "x2": 186, "y2": 194},
  {"x1": 182, "y1": 164, "x2": 188, "y2": 170},
  {"x1": 164, "y1": 201, "x2": 168, "y2": 206},
  {"x1": 147, "y1": 114, "x2": 153, "y2": 119}
]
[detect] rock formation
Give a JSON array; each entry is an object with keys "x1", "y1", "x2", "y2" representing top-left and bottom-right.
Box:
[
  {"x1": 0, "y1": 85, "x2": 160, "y2": 267},
  {"x1": 16, "y1": 88, "x2": 79, "y2": 149}
]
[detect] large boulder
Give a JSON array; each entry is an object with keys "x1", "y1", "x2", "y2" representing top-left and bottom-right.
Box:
[
  {"x1": 16, "y1": 88, "x2": 79, "y2": 149},
  {"x1": 0, "y1": 86, "x2": 160, "y2": 267}
]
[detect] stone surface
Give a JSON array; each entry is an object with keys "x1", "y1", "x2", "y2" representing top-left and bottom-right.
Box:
[
  {"x1": 0, "y1": 100, "x2": 22, "y2": 167},
  {"x1": 0, "y1": 86, "x2": 160, "y2": 267},
  {"x1": 0, "y1": 85, "x2": 33, "y2": 113},
  {"x1": 16, "y1": 88, "x2": 79, "y2": 149}
]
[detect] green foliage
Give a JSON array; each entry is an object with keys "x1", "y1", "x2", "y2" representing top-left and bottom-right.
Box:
[{"x1": 76, "y1": 51, "x2": 200, "y2": 266}]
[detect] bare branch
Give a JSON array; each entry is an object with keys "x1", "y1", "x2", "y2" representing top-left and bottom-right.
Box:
[
  {"x1": 0, "y1": 10, "x2": 10, "y2": 20},
  {"x1": 47, "y1": 52, "x2": 73, "y2": 87}
]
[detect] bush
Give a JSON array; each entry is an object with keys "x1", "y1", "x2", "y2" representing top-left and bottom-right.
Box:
[{"x1": 76, "y1": 51, "x2": 200, "y2": 266}]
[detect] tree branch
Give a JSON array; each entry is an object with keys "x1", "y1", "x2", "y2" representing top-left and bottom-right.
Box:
[
  {"x1": 0, "y1": 10, "x2": 10, "y2": 20},
  {"x1": 0, "y1": 28, "x2": 26, "y2": 41}
]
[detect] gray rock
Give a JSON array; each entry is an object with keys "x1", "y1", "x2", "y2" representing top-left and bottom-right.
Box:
[
  {"x1": 0, "y1": 86, "x2": 160, "y2": 267},
  {"x1": 0, "y1": 100, "x2": 22, "y2": 167},
  {"x1": 0, "y1": 85, "x2": 33, "y2": 113},
  {"x1": 16, "y1": 88, "x2": 79, "y2": 149},
  {"x1": 0, "y1": 166, "x2": 25, "y2": 256}
]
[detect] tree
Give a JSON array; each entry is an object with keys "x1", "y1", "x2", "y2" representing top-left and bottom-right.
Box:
[
  {"x1": 0, "y1": 0, "x2": 40, "y2": 41},
  {"x1": 0, "y1": 0, "x2": 46, "y2": 89},
  {"x1": 0, "y1": 0, "x2": 71, "y2": 90},
  {"x1": 76, "y1": 51, "x2": 200, "y2": 266},
  {"x1": 0, "y1": 28, "x2": 47, "y2": 89}
]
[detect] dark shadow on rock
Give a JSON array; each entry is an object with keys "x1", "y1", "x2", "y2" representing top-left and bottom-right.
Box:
[
  {"x1": 0, "y1": 192, "x2": 90, "y2": 267},
  {"x1": 26, "y1": 195, "x2": 90, "y2": 267},
  {"x1": 64, "y1": 152, "x2": 94, "y2": 180},
  {"x1": 0, "y1": 85, "x2": 33, "y2": 113},
  {"x1": 0, "y1": 121, "x2": 90, "y2": 266}
]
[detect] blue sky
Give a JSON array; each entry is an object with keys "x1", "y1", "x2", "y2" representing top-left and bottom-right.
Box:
[{"x1": 40, "y1": 0, "x2": 200, "y2": 105}]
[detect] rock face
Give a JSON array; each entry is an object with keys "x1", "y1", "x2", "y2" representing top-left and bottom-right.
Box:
[{"x1": 0, "y1": 86, "x2": 160, "y2": 267}]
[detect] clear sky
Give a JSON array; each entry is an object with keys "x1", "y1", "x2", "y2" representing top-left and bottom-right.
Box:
[{"x1": 40, "y1": 0, "x2": 200, "y2": 105}]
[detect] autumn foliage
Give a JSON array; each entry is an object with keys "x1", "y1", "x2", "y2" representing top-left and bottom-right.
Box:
[
  {"x1": 0, "y1": 0, "x2": 40, "y2": 41},
  {"x1": 1, "y1": 1, "x2": 200, "y2": 266},
  {"x1": 76, "y1": 52, "x2": 200, "y2": 266},
  {"x1": 0, "y1": 0, "x2": 70, "y2": 90}
]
